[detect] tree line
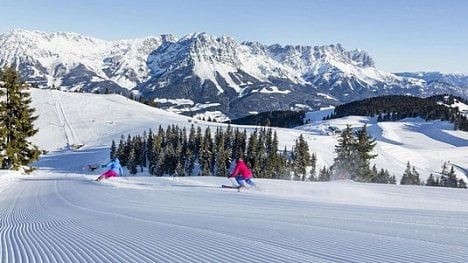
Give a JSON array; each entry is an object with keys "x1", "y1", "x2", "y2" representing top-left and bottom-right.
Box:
[
  {"x1": 228, "y1": 110, "x2": 306, "y2": 128},
  {"x1": 110, "y1": 123, "x2": 384, "y2": 184},
  {"x1": 327, "y1": 94, "x2": 468, "y2": 131},
  {"x1": 330, "y1": 124, "x2": 466, "y2": 188},
  {"x1": 110, "y1": 124, "x2": 317, "y2": 180},
  {"x1": 401, "y1": 161, "x2": 467, "y2": 188}
]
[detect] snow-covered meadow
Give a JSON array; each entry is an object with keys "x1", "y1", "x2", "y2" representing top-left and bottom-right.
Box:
[{"x1": 0, "y1": 89, "x2": 467, "y2": 262}]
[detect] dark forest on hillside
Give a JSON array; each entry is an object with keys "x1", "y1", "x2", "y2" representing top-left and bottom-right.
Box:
[
  {"x1": 227, "y1": 110, "x2": 305, "y2": 128},
  {"x1": 326, "y1": 95, "x2": 468, "y2": 131}
]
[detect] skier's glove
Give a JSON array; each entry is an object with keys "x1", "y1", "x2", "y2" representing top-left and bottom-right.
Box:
[{"x1": 101, "y1": 164, "x2": 106, "y2": 168}]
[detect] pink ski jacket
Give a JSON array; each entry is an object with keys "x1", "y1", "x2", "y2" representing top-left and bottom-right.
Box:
[{"x1": 230, "y1": 160, "x2": 252, "y2": 179}]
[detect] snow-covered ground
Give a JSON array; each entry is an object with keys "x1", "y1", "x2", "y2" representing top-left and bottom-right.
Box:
[{"x1": 1, "y1": 89, "x2": 467, "y2": 262}]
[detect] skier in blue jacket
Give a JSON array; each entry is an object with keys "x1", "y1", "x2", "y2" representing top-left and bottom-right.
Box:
[{"x1": 96, "y1": 157, "x2": 123, "y2": 181}]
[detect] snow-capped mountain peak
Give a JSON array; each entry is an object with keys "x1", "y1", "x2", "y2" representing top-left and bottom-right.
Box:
[
  {"x1": 1, "y1": 29, "x2": 466, "y2": 119},
  {"x1": 0, "y1": 29, "x2": 174, "y2": 91}
]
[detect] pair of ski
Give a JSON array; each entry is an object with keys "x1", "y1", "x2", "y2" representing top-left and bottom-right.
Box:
[{"x1": 221, "y1": 184, "x2": 243, "y2": 192}]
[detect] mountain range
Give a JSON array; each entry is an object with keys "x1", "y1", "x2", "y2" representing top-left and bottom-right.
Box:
[{"x1": 1, "y1": 29, "x2": 467, "y2": 120}]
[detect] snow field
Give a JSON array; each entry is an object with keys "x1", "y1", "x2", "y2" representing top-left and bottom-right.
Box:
[{"x1": 0, "y1": 88, "x2": 467, "y2": 262}]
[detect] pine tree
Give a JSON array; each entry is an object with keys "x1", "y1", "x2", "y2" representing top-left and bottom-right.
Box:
[
  {"x1": 458, "y1": 179, "x2": 467, "y2": 189},
  {"x1": 332, "y1": 124, "x2": 358, "y2": 180},
  {"x1": 149, "y1": 130, "x2": 163, "y2": 175},
  {"x1": 309, "y1": 153, "x2": 317, "y2": 181},
  {"x1": 268, "y1": 131, "x2": 281, "y2": 179},
  {"x1": 127, "y1": 147, "x2": 138, "y2": 175},
  {"x1": 278, "y1": 146, "x2": 289, "y2": 179},
  {"x1": 110, "y1": 140, "x2": 117, "y2": 160},
  {"x1": 215, "y1": 135, "x2": 229, "y2": 177},
  {"x1": 0, "y1": 67, "x2": 40, "y2": 170},
  {"x1": 447, "y1": 166, "x2": 458, "y2": 188},
  {"x1": 411, "y1": 166, "x2": 420, "y2": 185},
  {"x1": 439, "y1": 162, "x2": 459, "y2": 188},
  {"x1": 175, "y1": 158, "x2": 184, "y2": 177},
  {"x1": 200, "y1": 127, "x2": 212, "y2": 176},
  {"x1": 155, "y1": 151, "x2": 165, "y2": 176},
  {"x1": 318, "y1": 166, "x2": 331, "y2": 181},
  {"x1": 117, "y1": 135, "x2": 125, "y2": 161},
  {"x1": 246, "y1": 130, "x2": 259, "y2": 176},
  {"x1": 146, "y1": 129, "x2": 154, "y2": 167},
  {"x1": 400, "y1": 161, "x2": 420, "y2": 185},
  {"x1": 426, "y1": 174, "x2": 438, "y2": 186},
  {"x1": 400, "y1": 161, "x2": 411, "y2": 185},
  {"x1": 355, "y1": 125, "x2": 377, "y2": 182},
  {"x1": 292, "y1": 134, "x2": 310, "y2": 181}
]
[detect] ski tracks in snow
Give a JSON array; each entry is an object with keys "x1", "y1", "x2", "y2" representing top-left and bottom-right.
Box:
[
  {"x1": 0, "y1": 175, "x2": 326, "y2": 262},
  {"x1": 1, "y1": 174, "x2": 468, "y2": 262},
  {"x1": 49, "y1": 90, "x2": 79, "y2": 147}
]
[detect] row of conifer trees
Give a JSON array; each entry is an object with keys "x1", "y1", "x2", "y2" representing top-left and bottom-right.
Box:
[
  {"x1": 110, "y1": 125, "x2": 316, "y2": 180},
  {"x1": 110, "y1": 123, "x2": 466, "y2": 189},
  {"x1": 109, "y1": 123, "x2": 382, "y2": 182},
  {"x1": 401, "y1": 161, "x2": 466, "y2": 188}
]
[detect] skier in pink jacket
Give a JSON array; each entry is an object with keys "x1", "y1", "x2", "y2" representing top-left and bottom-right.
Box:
[{"x1": 228, "y1": 158, "x2": 256, "y2": 188}]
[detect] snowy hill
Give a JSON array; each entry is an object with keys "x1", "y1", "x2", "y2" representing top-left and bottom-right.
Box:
[
  {"x1": 2, "y1": 29, "x2": 467, "y2": 120},
  {"x1": 396, "y1": 71, "x2": 468, "y2": 89},
  {"x1": 30, "y1": 89, "x2": 467, "y2": 181},
  {"x1": 0, "y1": 89, "x2": 467, "y2": 262},
  {"x1": 0, "y1": 29, "x2": 176, "y2": 92}
]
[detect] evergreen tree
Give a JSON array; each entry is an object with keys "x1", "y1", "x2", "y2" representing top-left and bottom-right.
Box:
[
  {"x1": 110, "y1": 140, "x2": 117, "y2": 160},
  {"x1": 458, "y1": 179, "x2": 467, "y2": 189},
  {"x1": 155, "y1": 150, "x2": 165, "y2": 176},
  {"x1": 440, "y1": 163, "x2": 458, "y2": 188},
  {"x1": 200, "y1": 127, "x2": 213, "y2": 176},
  {"x1": 117, "y1": 135, "x2": 125, "y2": 161},
  {"x1": 264, "y1": 128, "x2": 274, "y2": 172},
  {"x1": 246, "y1": 130, "x2": 259, "y2": 176},
  {"x1": 355, "y1": 125, "x2": 377, "y2": 182},
  {"x1": 309, "y1": 153, "x2": 317, "y2": 181},
  {"x1": 447, "y1": 166, "x2": 458, "y2": 188},
  {"x1": 255, "y1": 128, "x2": 267, "y2": 178},
  {"x1": 120, "y1": 134, "x2": 133, "y2": 166},
  {"x1": 149, "y1": 130, "x2": 163, "y2": 175},
  {"x1": 389, "y1": 175, "x2": 397, "y2": 184},
  {"x1": 332, "y1": 124, "x2": 358, "y2": 180},
  {"x1": 400, "y1": 161, "x2": 420, "y2": 185},
  {"x1": 373, "y1": 167, "x2": 396, "y2": 184},
  {"x1": 426, "y1": 174, "x2": 439, "y2": 186},
  {"x1": 0, "y1": 67, "x2": 40, "y2": 170},
  {"x1": 175, "y1": 157, "x2": 184, "y2": 177},
  {"x1": 146, "y1": 129, "x2": 154, "y2": 167},
  {"x1": 292, "y1": 134, "x2": 310, "y2": 181},
  {"x1": 318, "y1": 166, "x2": 331, "y2": 181},
  {"x1": 186, "y1": 125, "x2": 197, "y2": 176},
  {"x1": 278, "y1": 146, "x2": 289, "y2": 179},
  {"x1": 195, "y1": 126, "x2": 203, "y2": 159},
  {"x1": 215, "y1": 130, "x2": 229, "y2": 177},
  {"x1": 411, "y1": 166, "x2": 420, "y2": 184},
  {"x1": 400, "y1": 161, "x2": 412, "y2": 185},
  {"x1": 127, "y1": 147, "x2": 138, "y2": 175}
]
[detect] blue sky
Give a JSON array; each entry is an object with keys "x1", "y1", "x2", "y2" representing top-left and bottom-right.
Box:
[{"x1": 1, "y1": 0, "x2": 467, "y2": 73}]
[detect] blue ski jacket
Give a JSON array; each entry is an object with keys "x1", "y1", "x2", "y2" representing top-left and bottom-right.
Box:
[{"x1": 102, "y1": 158, "x2": 123, "y2": 176}]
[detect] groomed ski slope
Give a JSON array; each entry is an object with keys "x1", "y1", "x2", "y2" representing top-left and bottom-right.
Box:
[
  {"x1": 0, "y1": 89, "x2": 467, "y2": 262},
  {"x1": 1, "y1": 169, "x2": 468, "y2": 263}
]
